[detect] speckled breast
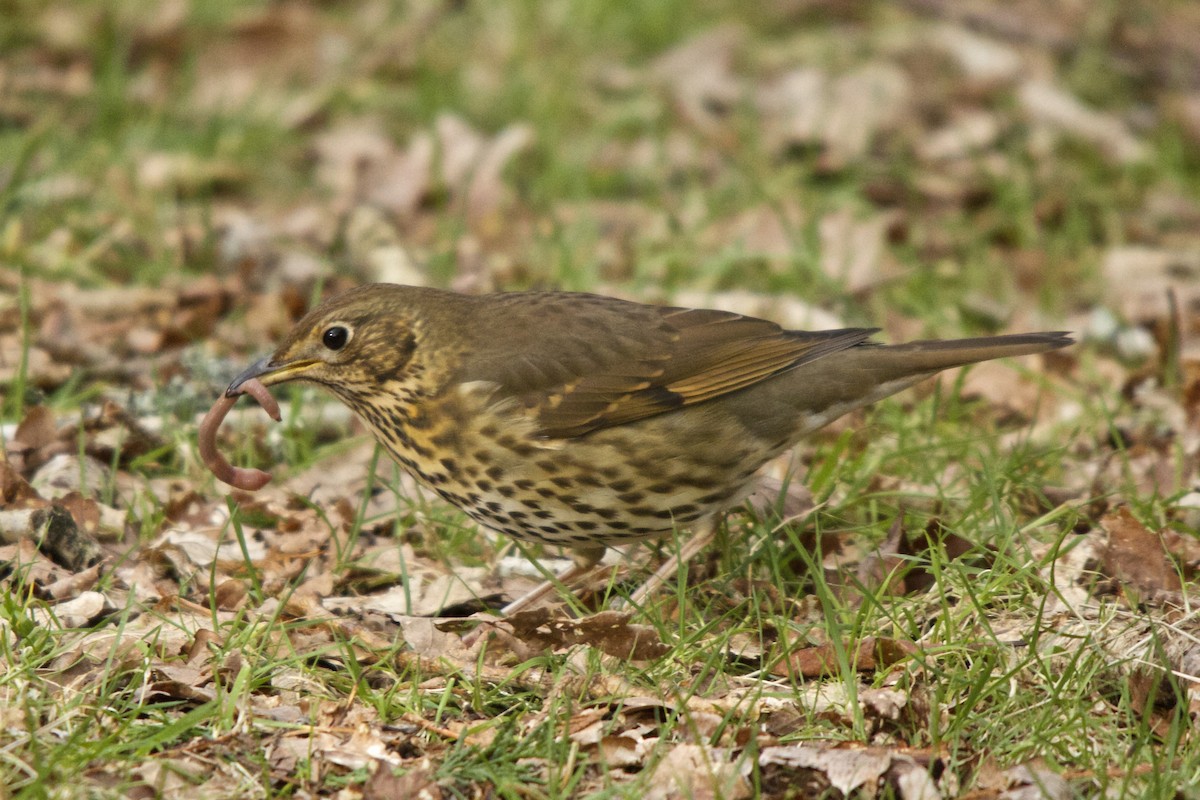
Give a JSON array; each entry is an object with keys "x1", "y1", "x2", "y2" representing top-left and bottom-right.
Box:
[{"x1": 345, "y1": 381, "x2": 771, "y2": 548}]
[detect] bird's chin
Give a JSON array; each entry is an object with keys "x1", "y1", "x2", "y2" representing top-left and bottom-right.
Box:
[{"x1": 226, "y1": 357, "x2": 319, "y2": 396}]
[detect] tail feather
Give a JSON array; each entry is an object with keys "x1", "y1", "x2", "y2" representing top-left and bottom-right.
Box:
[
  {"x1": 726, "y1": 330, "x2": 1071, "y2": 441},
  {"x1": 862, "y1": 331, "x2": 1073, "y2": 374}
]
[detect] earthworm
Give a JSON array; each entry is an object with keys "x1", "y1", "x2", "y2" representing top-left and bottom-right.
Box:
[{"x1": 199, "y1": 378, "x2": 281, "y2": 491}]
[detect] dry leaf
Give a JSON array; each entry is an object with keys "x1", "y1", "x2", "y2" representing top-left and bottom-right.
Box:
[
  {"x1": 974, "y1": 758, "x2": 1071, "y2": 800},
  {"x1": 1099, "y1": 506, "x2": 1183, "y2": 598},
  {"x1": 1102, "y1": 246, "x2": 1200, "y2": 327},
  {"x1": 758, "y1": 63, "x2": 911, "y2": 169},
  {"x1": 1019, "y1": 80, "x2": 1145, "y2": 164},
  {"x1": 480, "y1": 609, "x2": 671, "y2": 660},
  {"x1": 650, "y1": 26, "x2": 743, "y2": 137},
  {"x1": 775, "y1": 636, "x2": 918, "y2": 678},
  {"x1": 14, "y1": 406, "x2": 59, "y2": 450},
  {"x1": 917, "y1": 111, "x2": 1004, "y2": 162},
  {"x1": 364, "y1": 762, "x2": 442, "y2": 800},
  {"x1": 32, "y1": 590, "x2": 107, "y2": 628},
  {"x1": 758, "y1": 745, "x2": 938, "y2": 798},
  {"x1": 647, "y1": 744, "x2": 748, "y2": 800},
  {"x1": 928, "y1": 24, "x2": 1023, "y2": 88}
]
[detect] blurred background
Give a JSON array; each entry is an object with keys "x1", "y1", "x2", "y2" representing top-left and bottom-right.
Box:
[
  {"x1": 3, "y1": 0, "x2": 1198, "y2": 394},
  {"x1": 5, "y1": 3, "x2": 1200, "y2": 796}
]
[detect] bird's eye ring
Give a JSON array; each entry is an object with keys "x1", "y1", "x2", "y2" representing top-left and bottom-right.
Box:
[{"x1": 322, "y1": 326, "x2": 351, "y2": 351}]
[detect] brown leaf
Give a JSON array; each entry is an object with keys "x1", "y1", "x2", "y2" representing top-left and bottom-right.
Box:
[
  {"x1": 487, "y1": 609, "x2": 671, "y2": 660},
  {"x1": 571, "y1": 611, "x2": 671, "y2": 660},
  {"x1": 650, "y1": 25, "x2": 744, "y2": 138},
  {"x1": 928, "y1": 24, "x2": 1023, "y2": 89},
  {"x1": 1099, "y1": 506, "x2": 1183, "y2": 598},
  {"x1": 1102, "y1": 246, "x2": 1200, "y2": 328},
  {"x1": 14, "y1": 406, "x2": 59, "y2": 450},
  {"x1": 648, "y1": 743, "x2": 748, "y2": 800},
  {"x1": 344, "y1": 206, "x2": 430, "y2": 287},
  {"x1": 818, "y1": 208, "x2": 898, "y2": 293},
  {"x1": 0, "y1": 458, "x2": 42, "y2": 507},
  {"x1": 464, "y1": 123, "x2": 535, "y2": 231},
  {"x1": 855, "y1": 516, "x2": 979, "y2": 600},
  {"x1": 34, "y1": 590, "x2": 107, "y2": 628},
  {"x1": 1125, "y1": 667, "x2": 1180, "y2": 739},
  {"x1": 214, "y1": 579, "x2": 247, "y2": 611},
  {"x1": 1019, "y1": 80, "x2": 1145, "y2": 164},
  {"x1": 959, "y1": 357, "x2": 1063, "y2": 421},
  {"x1": 758, "y1": 745, "x2": 938, "y2": 798},
  {"x1": 186, "y1": 629, "x2": 222, "y2": 664},
  {"x1": 598, "y1": 735, "x2": 644, "y2": 768},
  {"x1": 55, "y1": 492, "x2": 101, "y2": 538},
  {"x1": 917, "y1": 110, "x2": 1004, "y2": 162},
  {"x1": 1160, "y1": 524, "x2": 1200, "y2": 580},
  {"x1": 39, "y1": 563, "x2": 102, "y2": 601},
  {"x1": 860, "y1": 687, "x2": 910, "y2": 727},
  {"x1": 364, "y1": 763, "x2": 442, "y2": 800},
  {"x1": 0, "y1": 336, "x2": 72, "y2": 388},
  {"x1": 392, "y1": 616, "x2": 473, "y2": 660},
  {"x1": 757, "y1": 63, "x2": 912, "y2": 170},
  {"x1": 774, "y1": 636, "x2": 918, "y2": 678},
  {"x1": 31, "y1": 454, "x2": 110, "y2": 501},
  {"x1": 366, "y1": 132, "x2": 435, "y2": 220},
  {"x1": 139, "y1": 665, "x2": 216, "y2": 705},
  {"x1": 699, "y1": 205, "x2": 802, "y2": 261},
  {"x1": 973, "y1": 758, "x2": 1071, "y2": 800},
  {"x1": 83, "y1": 401, "x2": 167, "y2": 465}
]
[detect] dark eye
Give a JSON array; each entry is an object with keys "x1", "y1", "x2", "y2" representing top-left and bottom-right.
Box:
[{"x1": 322, "y1": 326, "x2": 350, "y2": 351}]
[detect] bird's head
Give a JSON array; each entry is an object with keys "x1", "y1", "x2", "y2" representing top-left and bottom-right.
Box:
[{"x1": 226, "y1": 284, "x2": 455, "y2": 401}]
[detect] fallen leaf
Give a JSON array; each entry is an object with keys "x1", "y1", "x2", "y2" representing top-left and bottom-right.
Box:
[
  {"x1": 974, "y1": 758, "x2": 1071, "y2": 800},
  {"x1": 758, "y1": 745, "x2": 938, "y2": 798},
  {"x1": 1019, "y1": 80, "x2": 1146, "y2": 164},
  {"x1": 480, "y1": 609, "x2": 671, "y2": 660},
  {"x1": 928, "y1": 24, "x2": 1023, "y2": 89},
  {"x1": 917, "y1": 111, "x2": 1004, "y2": 162},
  {"x1": 650, "y1": 25, "x2": 743, "y2": 137},
  {"x1": 364, "y1": 762, "x2": 442, "y2": 800},
  {"x1": 31, "y1": 590, "x2": 107, "y2": 628},
  {"x1": 1102, "y1": 246, "x2": 1200, "y2": 327},
  {"x1": 647, "y1": 744, "x2": 748, "y2": 800},
  {"x1": 774, "y1": 636, "x2": 918, "y2": 678},
  {"x1": 14, "y1": 406, "x2": 59, "y2": 450},
  {"x1": 758, "y1": 63, "x2": 912, "y2": 169},
  {"x1": 1099, "y1": 506, "x2": 1183, "y2": 598}
]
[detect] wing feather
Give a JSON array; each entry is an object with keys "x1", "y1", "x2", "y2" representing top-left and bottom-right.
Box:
[{"x1": 457, "y1": 292, "x2": 877, "y2": 438}]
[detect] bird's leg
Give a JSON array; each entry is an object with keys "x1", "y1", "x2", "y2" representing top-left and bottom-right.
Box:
[
  {"x1": 499, "y1": 544, "x2": 607, "y2": 616},
  {"x1": 619, "y1": 516, "x2": 720, "y2": 609},
  {"x1": 493, "y1": 515, "x2": 720, "y2": 617}
]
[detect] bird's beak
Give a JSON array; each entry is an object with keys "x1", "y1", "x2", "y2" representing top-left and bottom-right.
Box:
[{"x1": 225, "y1": 356, "x2": 318, "y2": 397}]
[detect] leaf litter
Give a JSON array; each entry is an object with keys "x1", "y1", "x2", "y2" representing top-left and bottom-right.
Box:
[{"x1": 5, "y1": 0, "x2": 1200, "y2": 796}]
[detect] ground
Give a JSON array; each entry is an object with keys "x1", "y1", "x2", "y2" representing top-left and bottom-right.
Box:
[{"x1": 2, "y1": 1, "x2": 1200, "y2": 798}]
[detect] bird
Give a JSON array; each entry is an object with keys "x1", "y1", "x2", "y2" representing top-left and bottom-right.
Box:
[{"x1": 224, "y1": 283, "x2": 1071, "y2": 614}]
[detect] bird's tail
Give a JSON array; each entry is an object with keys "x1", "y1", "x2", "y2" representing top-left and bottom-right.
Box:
[
  {"x1": 862, "y1": 331, "x2": 1073, "y2": 376},
  {"x1": 784, "y1": 331, "x2": 1071, "y2": 425}
]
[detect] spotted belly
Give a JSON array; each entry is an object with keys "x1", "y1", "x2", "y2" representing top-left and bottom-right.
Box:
[
  {"x1": 355, "y1": 405, "x2": 760, "y2": 548},
  {"x1": 392, "y1": 432, "x2": 756, "y2": 547}
]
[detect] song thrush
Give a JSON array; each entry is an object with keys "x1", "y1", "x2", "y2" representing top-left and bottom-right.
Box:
[{"x1": 222, "y1": 284, "x2": 1070, "y2": 611}]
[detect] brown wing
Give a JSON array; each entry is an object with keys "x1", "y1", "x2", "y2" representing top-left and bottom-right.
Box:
[{"x1": 458, "y1": 292, "x2": 877, "y2": 439}]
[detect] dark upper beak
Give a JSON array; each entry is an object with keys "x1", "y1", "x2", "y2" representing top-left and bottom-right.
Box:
[
  {"x1": 226, "y1": 353, "x2": 320, "y2": 397},
  {"x1": 226, "y1": 357, "x2": 275, "y2": 398}
]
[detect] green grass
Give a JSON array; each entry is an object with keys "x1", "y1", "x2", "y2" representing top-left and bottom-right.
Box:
[{"x1": 3, "y1": 0, "x2": 1199, "y2": 797}]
